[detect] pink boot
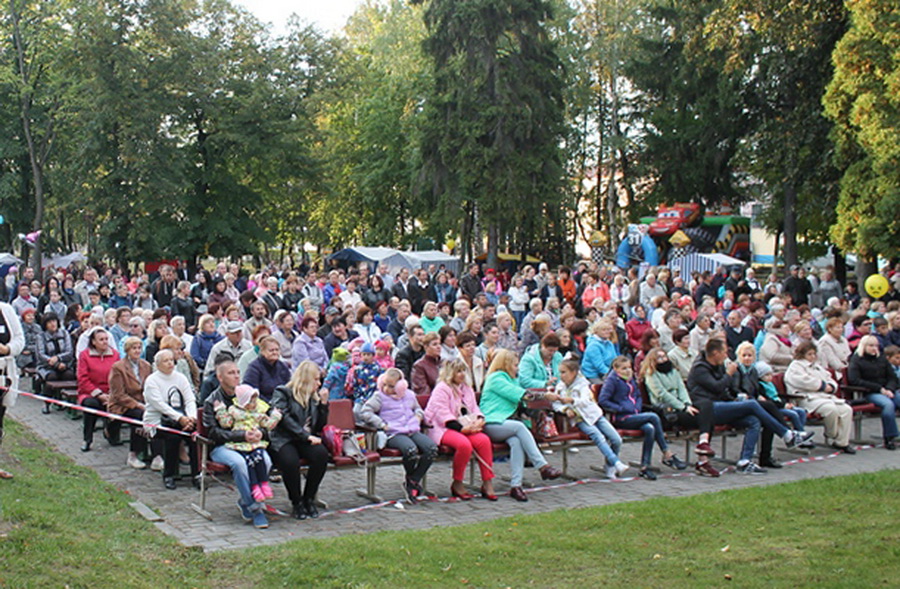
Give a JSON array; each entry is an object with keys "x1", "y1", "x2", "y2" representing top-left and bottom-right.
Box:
[
  {"x1": 260, "y1": 481, "x2": 274, "y2": 499},
  {"x1": 251, "y1": 484, "x2": 265, "y2": 502}
]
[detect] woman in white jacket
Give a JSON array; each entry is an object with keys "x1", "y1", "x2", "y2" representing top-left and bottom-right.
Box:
[
  {"x1": 760, "y1": 320, "x2": 794, "y2": 373},
  {"x1": 552, "y1": 358, "x2": 629, "y2": 479},
  {"x1": 784, "y1": 341, "x2": 854, "y2": 453},
  {"x1": 817, "y1": 318, "x2": 851, "y2": 376},
  {"x1": 0, "y1": 301, "x2": 25, "y2": 479}
]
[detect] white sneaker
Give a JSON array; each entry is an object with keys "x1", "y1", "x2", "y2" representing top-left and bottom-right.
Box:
[
  {"x1": 127, "y1": 455, "x2": 147, "y2": 470},
  {"x1": 605, "y1": 465, "x2": 617, "y2": 479},
  {"x1": 150, "y1": 456, "x2": 164, "y2": 471},
  {"x1": 614, "y1": 461, "x2": 631, "y2": 477}
]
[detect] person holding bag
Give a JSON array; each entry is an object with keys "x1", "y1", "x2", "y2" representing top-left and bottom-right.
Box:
[
  {"x1": 143, "y1": 349, "x2": 198, "y2": 490},
  {"x1": 424, "y1": 359, "x2": 496, "y2": 500}
]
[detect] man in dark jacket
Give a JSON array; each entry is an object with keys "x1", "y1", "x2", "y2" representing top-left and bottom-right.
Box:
[
  {"x1": 201, "y1": 360, "x2": 270, "y2": 528},
  {"x1": 724, "y1": 311, "x2": 754, "y2": 359},
  {"x1": 782, "y1": 265, "x2": 812, "y2": 307},
  {"x1": 693, "y1": 271, "x2": 716, "y2": 305},
  {"x1": 395, "y1": 325, "x2": 425, "y2": 381},
  {"x1": 407, "y1": 269, "x2": 436, "y2": 316},
  {"x1": 459, "y1": 263, "x2": 483, "y2": 301},
  {"x1": 688, "y1": 339, "x2": 810, "y2": 475}
]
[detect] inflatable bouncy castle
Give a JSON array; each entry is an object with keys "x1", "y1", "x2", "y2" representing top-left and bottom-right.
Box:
[{"x1": 615, "y1": 203, "x2": 750, "y2": 268}]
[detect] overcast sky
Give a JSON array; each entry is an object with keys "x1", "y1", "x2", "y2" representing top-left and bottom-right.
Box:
[{"x1": 235, "y1": 0, "x2": 362, "y2": 35}]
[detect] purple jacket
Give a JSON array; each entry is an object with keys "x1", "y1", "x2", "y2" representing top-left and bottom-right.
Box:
[{"x1": 292, "y1": 332, "x2": 328, "y2": 371}]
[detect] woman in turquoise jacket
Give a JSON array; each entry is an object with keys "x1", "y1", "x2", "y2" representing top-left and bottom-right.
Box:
[
  {"x1": 518, "y1": 333, "x2": 563, "y2": 390},
  {"x1": 480, "y1": 350, "x2": 562, "y2": 502}
]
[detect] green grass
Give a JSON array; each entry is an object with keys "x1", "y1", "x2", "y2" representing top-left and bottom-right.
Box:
[{"x1": 2, "y1": 419, "x2": 900, "y2": 588}]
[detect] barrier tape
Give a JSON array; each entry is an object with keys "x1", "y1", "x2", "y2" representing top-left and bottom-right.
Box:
[{"x1": 8, "y1": 387, "x2": 198, "y2": 439}]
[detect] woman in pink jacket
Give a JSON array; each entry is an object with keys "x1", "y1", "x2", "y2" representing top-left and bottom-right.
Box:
[{"x1": 424, "y1": 358, "x2": 496, "y2": 500}]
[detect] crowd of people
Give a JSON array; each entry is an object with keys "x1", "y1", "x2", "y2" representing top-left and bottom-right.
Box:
[{"x1": 0, "y1": 258, "x2": 897, "y2": 529}]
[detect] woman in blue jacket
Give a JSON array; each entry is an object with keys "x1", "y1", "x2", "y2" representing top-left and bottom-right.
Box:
[
  {"x1": 582, "y1": 319, "x2": 618, "y2": 383},
  {"x1": 598, "y1": 356, "x2": 687, "y2": 480}
]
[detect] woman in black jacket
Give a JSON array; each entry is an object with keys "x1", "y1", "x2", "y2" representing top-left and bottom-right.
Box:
[
  {"x1": 848, "y1": 335, "x2": 900, "y2": 449},
  {"x1": 270, "y1": 360, "x2": 330, "y2": 519}
]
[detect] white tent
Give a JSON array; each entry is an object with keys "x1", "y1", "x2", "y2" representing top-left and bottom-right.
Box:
[
  {"x1": 404, "y1": 250, "x2": 460, "y2": 275},
  {"x1": 43, "y1": 251, "x2": 87, "y2": 269},
  {"x1": 0, "y1": 253, "x2": 23, "y2": 266},
  {"x1": 668, "y1": 252, "x2": 745, "y2": 278},
  {"x1": 327, "y1": 247, "x2": 417, "y2": 273}
]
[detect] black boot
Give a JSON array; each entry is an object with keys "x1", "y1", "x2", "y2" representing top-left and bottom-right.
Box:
[
  {"x1": 292, "y1": 502, "x2": 307, "y2": 520},
  {"x1": 303, "y1": 498, "x2": 319, "y2": 519}
]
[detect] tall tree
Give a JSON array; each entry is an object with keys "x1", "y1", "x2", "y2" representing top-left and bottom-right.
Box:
[
  {"x1": 4, "y1": 0, "x2": 69, "y2": 267},
  {"x1": 414, "y1": 0, "x2": 566, "y2": 266},
  {"x1": 824, "y1": 0, "x2": 900, "y2": 274}
]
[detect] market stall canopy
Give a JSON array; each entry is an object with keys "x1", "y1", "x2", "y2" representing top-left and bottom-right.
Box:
[
  {"x1": 474, "y1": 252, "x2": 542, "y2": 264},
  {"x1": 403, "y1": 250, "x2": 460, "y2": 275},
  {"x1": 668, "y1": 252, "x2": 745, "y2": 278}
]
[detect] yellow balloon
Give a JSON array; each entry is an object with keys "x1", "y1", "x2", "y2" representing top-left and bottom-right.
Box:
[{"x1": 865, "y1": 274, "x2": 889, "y2": 299}]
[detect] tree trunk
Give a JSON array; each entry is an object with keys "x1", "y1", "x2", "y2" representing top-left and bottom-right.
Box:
[
  {"x1": 856, "y1": 256, "x2": 877, "y2": 283},
  {"x1": 487, "y1": 221, "x2": 499, "y2": 271},
  {"x1": 832, "y1": 245, "x2": 847, "y2": 286},
  {"x1": 10, "y1": 0, "x2": 51, "y2": 271},
  {"x1": 773, "y1": 227, "x2": 782, "y2": 275},
  {"x1": 782, "y1": 184, "x2": 798, "y2": 269}
]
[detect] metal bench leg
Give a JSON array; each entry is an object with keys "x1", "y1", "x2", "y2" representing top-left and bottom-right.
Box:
[
  {"x1": 191, "y1": 443, "x2": 213, "y2": 520},
  {"x1": 355, "y1": 462, "x2": 383, "y2": 503}
]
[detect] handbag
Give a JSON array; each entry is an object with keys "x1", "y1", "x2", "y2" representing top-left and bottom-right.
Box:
[{"x1": 537, "y1": 411, "x2": 559, "y2": 438}]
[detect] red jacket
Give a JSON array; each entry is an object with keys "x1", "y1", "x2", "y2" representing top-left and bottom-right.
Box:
[{"x1": 77, "y1": 347, "x2": 120, "y2": 404}]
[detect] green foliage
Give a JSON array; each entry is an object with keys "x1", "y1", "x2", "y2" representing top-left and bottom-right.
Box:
[{"x1": 824, "y1": 0, "x2": 900, "y2": 259}]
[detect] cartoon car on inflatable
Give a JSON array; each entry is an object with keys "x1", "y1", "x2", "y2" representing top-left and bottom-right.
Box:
[{"x1": 648, "y1": 203, "x2": 703, "y2": 237}]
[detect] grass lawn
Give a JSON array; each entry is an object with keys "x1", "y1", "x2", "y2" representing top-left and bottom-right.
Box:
[{"x1": 2, "y1": 419, "x2": 899, "y2": 588}]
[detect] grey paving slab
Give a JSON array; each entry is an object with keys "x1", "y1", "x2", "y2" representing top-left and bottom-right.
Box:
[{"x1": 9, "y1": 385, "x2": 900, "y2": 552}]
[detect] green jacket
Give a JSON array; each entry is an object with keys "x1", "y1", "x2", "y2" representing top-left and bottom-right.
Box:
[
  {"x1": 517, "y1": 344, "x2": 562, "y2": 390},
  {"x1": 480, "y1": 371, "x2": 526, "y2": 423},
  {"x1": 644, "y1": 369, "x2": 691, "y2": 411},
  {"x1": 419, "y1": 316, "x2": 445, "y2": 334}
]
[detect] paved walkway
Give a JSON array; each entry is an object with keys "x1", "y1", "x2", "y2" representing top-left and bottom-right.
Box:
[{"x1": 9, "y1": 388, "x2": 900, "y2": 552}]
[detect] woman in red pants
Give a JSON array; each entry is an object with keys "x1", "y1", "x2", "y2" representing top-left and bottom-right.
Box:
[{"x1": 424, "y1": 359, "x2": 496, "y2": 500}]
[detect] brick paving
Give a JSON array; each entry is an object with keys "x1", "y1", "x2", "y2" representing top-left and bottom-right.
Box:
[{"x1": 8, "y1": 387, "x2": 900, "y2": 552}]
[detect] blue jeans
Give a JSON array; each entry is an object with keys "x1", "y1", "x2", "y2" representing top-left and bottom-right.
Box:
[
  {"x1": 577, "y1": 417, "x2": 622, "y2": 466},
  {"x1": 866, "y1": 393, "x2": 900, "y2": 439},
  {"x1": 210, "y1": 445, "x2": 272, "y2": 510},
  {"x1": 712, "y1": 402, "x2": 763, "y2": 462},
  {"x1": 513, "y1": 311, "x2": 527, "y2": 333},
  {"x1": 483, "y1": 420, "x2": 547, "y2": 487},
  {"x1": 615, "y1": 413, "x2": 668, "y2": 467},
  {"x1": 780, "y1": 407, "x2": 807, "y2": 431}
]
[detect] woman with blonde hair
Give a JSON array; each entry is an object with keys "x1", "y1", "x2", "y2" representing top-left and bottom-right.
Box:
[
  {"x1": 518, "y1": 314, "x2": 552, "y2": 355},
  {"x1": 582, "y1": 318, "x2": 617, "y2": 383},
  {"x1": 479, "y1": 349, "x2": 562, "y2": 501},
  {"x1": 424, "y1": 358, "x2": 497, "y2": 497},
  {"x1": 847, "y1": 334, "x2": 900, "y2": 449},
  {"x1": 270, "y1": 360, "x2": 330, "y2": 519}
]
